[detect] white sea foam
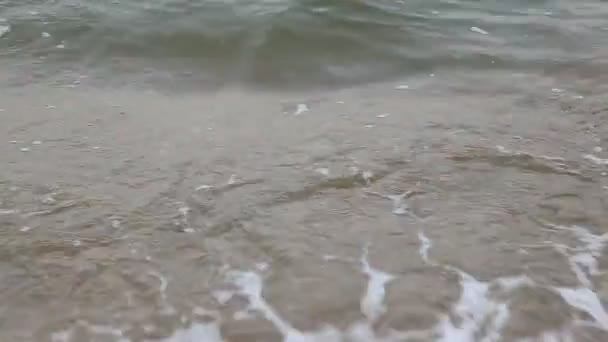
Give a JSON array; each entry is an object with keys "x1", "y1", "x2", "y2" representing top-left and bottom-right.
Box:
[
  {"x1": 160, "y1": 322, "x2": 224, "y2": 342},
  {"x1": 360, "y1": 247, "x2": 394, "y2": 322},
  {"x1": 51, "y1": 329, "x2": 73, "y2": 342},
  {"x1": 148, "y1": 271, "x2": 176, "y2": 315},
  {"x1": 0, "y1": 25, "x2": 10, "y2": 37},
  {"x1": 0, "y1": 209, "x2": 18, "y2": 215},
  {"x1": 556, "y1": 287, "x2": 608, "y2": 329},
  {"x1": 417, "y1": 231, "x2": 432, "y2": 263},
  {"x1": 314, "y1": 167, "x2": 330, "y2": 176},
  {"x1": 294, "y1": 103, "x2": 309, "y2": 116},
  {"x1": 212, "y1": 290, "x2": 235, "y2": 305},
  {"x1": 470, "y1": 26, "x2": 489, "y2": 35},
  {"x1": 387, "y1": 193, "x2": 409, "y2": 215},
  {"x1": 525, "y1": 222, "x2": 608, "y2": 333},
  {"x1": 362, "y1": 171, "x2": 374, "y2": 185},
  {"x1": 366, "y1": 190, "x2": 415, "y2": 216},
  {"x1": 61, "y1": 321, "x2": 131, "y2": 342},
  {"x1": 227, "y1": 270, "x2": 341, "y2": 342},
  {"x1": 53, "y1": 219, "x2": 608, "y2": 342},
  {"x1": 584, "y1": 154, "x2": 608, "y2": 165},
  {"x1": 542, "y1": 222, "x2": 608, "y2": 287},
  {"x1": 435, "y1": 270, "x2": 513, "y2": 342}
]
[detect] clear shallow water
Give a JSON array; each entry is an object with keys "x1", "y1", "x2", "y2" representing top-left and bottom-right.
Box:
[
  {"x1": 0, "y1": 0, "x2": 607, "y2": 87},
  {"x1": 1, "y1": 72, "x2": 608, "y2": 341}
]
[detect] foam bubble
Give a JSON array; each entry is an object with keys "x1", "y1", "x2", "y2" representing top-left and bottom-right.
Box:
[
  {"x1": 213, "y1": 290, "x2": 235, "y2": 305},
  {"x1": 314, "y1": 168, "x2": 330, "y2": 176},
  {"x1": 470, "y1": 26, "x2": 489, "y2": 35},
  {"x1": 362, "y1": 171, "x2": 373, "y2": 185},
  {"x1": 387, "y1": 193, "x2": 409, "y2": 215},
  {"x1": 0, "y1": 25, "x2": 10, "y2": 37},
  {"x1": 178, "y1": 206, "x2": 190, "y2": 216},
  {"x1": 294, "y1": 104, "x2": 309, "y2": 116},
  {"x1": 417, "y1": 231, "x2": 432, "y2": 264},
  {"x1": 227, "y1": 174, "x2": 238, "y2": 185}
]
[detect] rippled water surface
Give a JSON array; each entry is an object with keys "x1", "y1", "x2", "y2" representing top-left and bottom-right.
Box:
[
  {"x1": 1, "y1": 1, "x2": 608, "y2": 342},
  {"x1": 1, "y1": 0, "x2": 607, "y2": 86}
]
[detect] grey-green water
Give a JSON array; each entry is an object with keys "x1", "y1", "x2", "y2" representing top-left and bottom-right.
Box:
[{"x1": 1, "y1": 0, "x2": 607, "y2": 87}]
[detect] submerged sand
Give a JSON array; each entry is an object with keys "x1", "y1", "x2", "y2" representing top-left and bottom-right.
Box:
[{"x1": 1, "y1": 69, "x2": 608, "y2": 341}]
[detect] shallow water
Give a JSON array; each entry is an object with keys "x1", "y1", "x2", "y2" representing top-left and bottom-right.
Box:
[
  {"x1": 2, "y1": 70, "x2": 608, "y2": 341},
  {"x1": 1, "y1": 1, "x2": 608, "y2": 342}
]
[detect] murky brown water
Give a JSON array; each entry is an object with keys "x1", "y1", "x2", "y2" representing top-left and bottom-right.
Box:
[{"x1": 1, "y1": 67, "x2": 608, "y2": 341}]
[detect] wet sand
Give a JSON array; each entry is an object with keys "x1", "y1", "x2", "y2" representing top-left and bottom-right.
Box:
[{"x1": 1, "y1": 69, "x2": 608, "y2": 341}]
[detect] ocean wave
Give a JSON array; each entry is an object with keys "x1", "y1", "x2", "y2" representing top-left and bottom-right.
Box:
[{"x1": 0, "y1": 0, "x2": 605, "y2": 87}]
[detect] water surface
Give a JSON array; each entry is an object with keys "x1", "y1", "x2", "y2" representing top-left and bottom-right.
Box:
[{"x1": 1, "y1": 1, "x2": 608, "y2": 342}]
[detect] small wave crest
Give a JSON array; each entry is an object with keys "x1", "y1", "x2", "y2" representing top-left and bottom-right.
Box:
[{"x1": 1, "y1": 0, "x2": 603, "y2": 87}]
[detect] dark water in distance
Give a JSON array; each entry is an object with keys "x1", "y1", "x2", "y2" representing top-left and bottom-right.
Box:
[{"x1": 1, "y1": 0, "x2": 607, "y2": 87}]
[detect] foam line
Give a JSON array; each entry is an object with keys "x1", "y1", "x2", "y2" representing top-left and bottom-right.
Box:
[
  {"x1": 161, "y1": 322, "x2": 224, "y2": 342},
  {"x1": 360, "y1": 248, "x2": 395, "y2": 323},
  {"x1": 417, "y1": 231, "x2": 432, "y2": 264},
  {"x1": 556, "y1": 287, "x2": 608, "y2": 330},
  {"x1": 387, "y1": 194, "x2": 409, "y2": 215},
  {"x1": 228, "y1": 271, "x2": 342, "y2": 342},
  {"x1": 583, "y1": 154, "x2": 608, "y2": 165},
  {"x1": 229, "y1": 271, "x2": 295, "y2": 336}
]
